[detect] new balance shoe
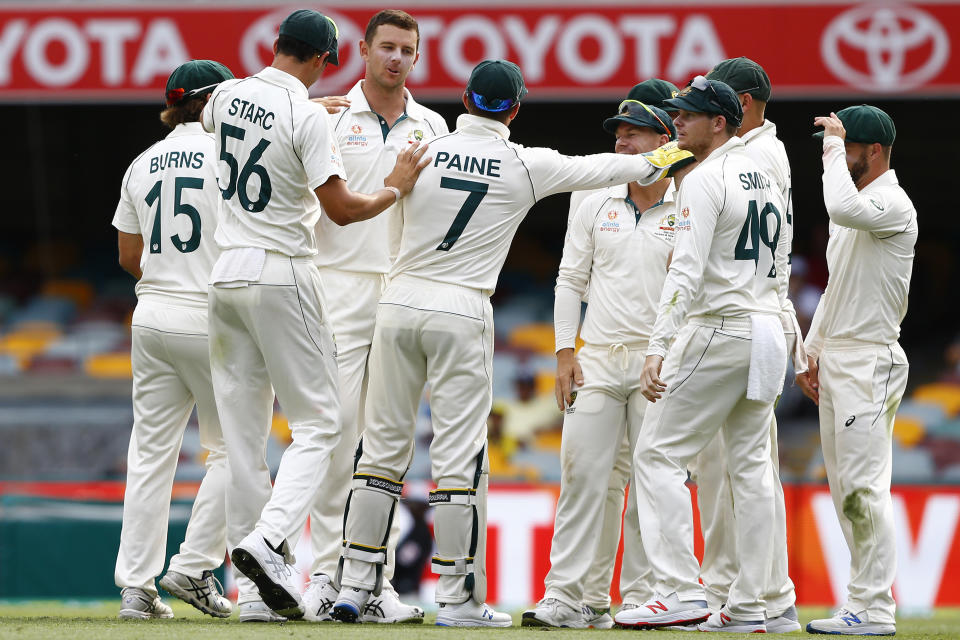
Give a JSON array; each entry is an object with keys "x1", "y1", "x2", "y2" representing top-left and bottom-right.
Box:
[
  {"x1": 159, "y1": 569, "x2": 232, "y2": 618},
  {"x1": 521, "y1": 597, "x2": 582, "y2": 627},
  {"x1": 302, "y1": 573, "x2": 338, "y2": 622},
  {"x1": 766, "y1": 605, "x2": 802, "y2": 633},
  {"x1": 362, "y1": 589, "x2": 424, "y2": 623},
  {"x1": 239, "y1": 599, "x2": 287, "y2": 622},
  {"x1": 581, "y1": 604, "x2": 615, "y2": 629},
  {"x1": 330, "y1": 586, "x2": 370, "y2": 623},
  {"x1": 807, "y1": 608, "x2": 895, "y2": 635},
  {"x1": 118, "y1": 587, "x2": 174, "y2": 619},
  {"x1": 436, "y1": 600, "x2": 513, "y2": 627},
  {"x1": 613, "y1": 592, "x2": 709, "y2": 628},
  {"x1": 231, "y1": 531, "x2": 303, "y2": 619},
  {"x1": 699, "y1": 609, "x2": 767, "y2": 633}
]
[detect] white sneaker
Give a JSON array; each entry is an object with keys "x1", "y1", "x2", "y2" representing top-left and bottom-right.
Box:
[
  {"x1": 613, "y1": 592, "x2": 709, "y2": 628},
  {"x1": 238, "y1": 600, "x2": 287, "y2": 623},
  {"x1": 330, "y1": 586, "x2": 370, "y2": 623},
  {"x1": 807, "y1": 608, "x2": 895, "y2": 635},
  {"x1": 436, "y1": 600, "x2": 513, "y2": 627},
  {"x1": 231, "y1": 531, "x2": 303, "y2": 619},
  {"x1": 118, "y1": 587, "x2": 174, "y2": 619},
  {"x1": 766, "y1": 605, "x2": 802, "y2": 633},
  {"x1": 159, "y1": 570, "x2": 232, "y2": 618},
  {"x1": 521, "y1": 597, "x2": 582, "y2": 627},
  {"x1": 302, "y1": 573, "x2": 338, "y2": 622},
  {"x1": 698, "y1": 609, "x2": 767, "y2": 633},
  {"x1": 581, "y1": 604, "x2": 615, "y2": 629},
  {"x1": 362, "y1": 589, "x2": 425, "y2": 623}
]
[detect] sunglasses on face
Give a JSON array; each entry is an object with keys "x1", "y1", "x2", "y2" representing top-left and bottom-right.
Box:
[{"x1": 616, "y1": 99, "x2": 671, "y2": 136}]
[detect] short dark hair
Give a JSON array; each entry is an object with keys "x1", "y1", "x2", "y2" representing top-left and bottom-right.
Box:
[
  {"x1": 724, "y1": 120, "x2": 739, "y2": 137},
  {"x1": 160, "y1": 97, "x2": 206, "y2": 129},
  {"x1": 365, "y1": 10, "x2": 419, "y2": 49},
  {"x1": 276, "y1": 33, "x2": 322, "y2": 63}
]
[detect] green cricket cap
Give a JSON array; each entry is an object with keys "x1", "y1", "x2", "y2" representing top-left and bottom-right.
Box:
[
  {"x1": 664, "y1": 75, "x2": 743, "y2": 128},
  {"x1": 165, "y1": 60, "x2": 234, "y2": 106},
  {"x1": 466, "y1": 60, "x2": 528, "y2": 112},
  {"x1": 626, "y1": 79, "x2": 680, "y2": 111},
  {"x1": 813, "y1": 105, "x2": 896, "y2": 145},
  {"x1": 603, "y1": 102, "x2": 676, "y2": 140},
  {"x1": 279, "y1": 9, "x2": 340, "y2": 66},
  {"x1": 706, "y1": 57, "x2": 771, "y2": 102}
]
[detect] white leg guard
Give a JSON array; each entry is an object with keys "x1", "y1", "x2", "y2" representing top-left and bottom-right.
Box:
[
  {"x1": 337, "y1": 471, "x2": 402, "y2": 595},
  {"x1": 431, "y1": 448, "x2": 488, "y2": 604}
]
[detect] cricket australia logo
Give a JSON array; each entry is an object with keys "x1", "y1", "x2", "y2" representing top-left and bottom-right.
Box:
[{"x1": 821, "y1": 4, "x2": 948, "y2": 92}]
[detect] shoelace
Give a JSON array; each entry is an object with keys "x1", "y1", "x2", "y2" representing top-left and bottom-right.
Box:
[
  {"x1": 202, "y1": 570, "x2": 226, "y2": 600},
  {"x1": 608, "y1": 343, "x2": 629, "y2": 370}
]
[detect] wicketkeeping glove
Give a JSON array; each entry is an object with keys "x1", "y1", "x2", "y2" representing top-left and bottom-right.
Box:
[{"x1": 642, "y1": 141, "x2": 696, "y2": 179}]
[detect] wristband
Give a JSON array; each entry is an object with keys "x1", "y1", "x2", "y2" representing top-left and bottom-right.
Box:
[{"x1": 384, "y1": 186, "x2": 402, "y2": 203}]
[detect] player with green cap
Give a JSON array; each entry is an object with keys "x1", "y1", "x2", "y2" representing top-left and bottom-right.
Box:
[
  {"x1": 799, "y1": 104, "x2": 915, "y2": 637},
  {"x1": 331, "y1": 58, "x2": 693, "y2": 627},
  {"x1": 113, "y1": 59, "x2": 235, "y2": 621}
]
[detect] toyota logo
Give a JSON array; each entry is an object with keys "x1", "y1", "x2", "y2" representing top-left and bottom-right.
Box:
[{"x1": 821, "y1": 3, "x2": 949, "y2": 92}]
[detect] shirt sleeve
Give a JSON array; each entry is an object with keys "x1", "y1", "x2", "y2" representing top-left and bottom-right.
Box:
[
  {"x1": 821, "y1": 136, "x2": 909, "y2": 235},
  {"x1": 297, "y1": 105, "x2": 348, "y2": 191},
  {"x1": 648, "y1": 170, "x2": 721, "y2": 358},
  {"x1": 554, "y1": 196, "x2": 597, "y2": 351},
  {"x1": 803, "y1": 288, "x2": 827, "y2": 360},
  {"x1": 111, "y1": 163, "x2": 141, "y2": 235},
  {"x1": 519, "y1": 147, "x2": 664, "y2": 200}
]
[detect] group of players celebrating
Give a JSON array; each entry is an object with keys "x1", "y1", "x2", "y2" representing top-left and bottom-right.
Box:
[{"x1": 112, "y1": 7, "x2": 916, "y2": 635}]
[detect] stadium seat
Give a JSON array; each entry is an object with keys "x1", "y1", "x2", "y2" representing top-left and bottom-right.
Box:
[
  {"x1": 0, "y1": 353, "x2": 19, "y2": 375},
  {"x1": 912, "y1": 383, "x2": 960, "y2": 417},
  {"x1": 893, "y1": 415, "x2": 926, "y2": 448},
  {"x1": 0, "y1": 325, "x2": 62, "y2": 366},
  {"x1": 83, "y1": 352, "x2": 132, "y2": 379},
  {"x1": 508, "y1": 323, "x2": 556, "y2": 355},
  {"x1": 42, "y1": 279, "x2": 94, "y2": 309},
  {"x1": 891, "y1": 443, "x2": 936, "y2": 482}
]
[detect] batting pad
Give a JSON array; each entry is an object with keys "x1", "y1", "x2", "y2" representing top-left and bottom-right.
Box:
[{"x1": 337, "y1": 472, "x2": 401, "y2": 594}]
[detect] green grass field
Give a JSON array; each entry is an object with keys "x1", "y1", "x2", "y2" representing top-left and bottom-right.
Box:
[{"x1": 1, "y1": 602, "x2": 958, "y2": 639}]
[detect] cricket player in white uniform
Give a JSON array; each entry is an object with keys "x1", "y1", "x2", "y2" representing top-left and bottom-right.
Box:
[
  {"x1": 112, "y1": 60, "x2": 234, "y2": 621},
  {"x1": 329, "y1": 59, "x2": 694, "y2": 627},
  {"x1": 799, "y1": 106, "x2": 916, "y2": 636},
  {"x1": 523, "y1": 102, "x2": 678, "y2": 629},
  {"x1": 688, "y1": 57, "x2": 803, "y2": 633},
  {"x1": 613, "y1": 76, "x2": 789, "y2": 633},
  {"x1": 300, "y1": 9, "x2": 446, "y2": 624},
  {"x1": 200, "y1": 10, "x2": 429, "y2": 619}
]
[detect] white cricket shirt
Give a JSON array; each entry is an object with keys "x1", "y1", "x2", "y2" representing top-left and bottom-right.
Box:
[
  {"x1": 389, "y1": 114, "x2": 671, "y2": 292},
  {"x1": 112, "y1": 122, "x2": 221, "y2": 310},
  {"x1": 554, "y1": 182, "x2": 676, "y2": 350},
  {"x1": 314, "y1": 81, "x2": 448, "y2": 273},
  {"x1": 201, "y1": 66, "x2": 346, "y2": 258},
  {"x1": 648, "y1": 136, "x2": 788, "y2": 358},
  {"x1": 804, "y1": 136, "x2": 918, "y2": 358}
]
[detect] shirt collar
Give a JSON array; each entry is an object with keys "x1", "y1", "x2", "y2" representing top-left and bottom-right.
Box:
[
  {"x1": 344, "y1": 80, "x2": 429, "y2": 122},
  {"x1": 863, "y1": 169, "x2": 899, "y2": 192},
  {"x1": 608, "y1": 177, "x2": 675, "y2": 206},
  {"x1": 741, "y1": 119, "x2": 777, "y2": 145},
  {"x1": 455, "y1": 113, "x2": 512, "y2": 140},
  {"x1": 254, "y1": 66, "x2": 309, "y2": 100},
  {"x1": 701, "y1": 135, "x2": 744, "y2": 166},
  {"x1": 167, "y1": 122, "x2": 206, "y2": 138}
]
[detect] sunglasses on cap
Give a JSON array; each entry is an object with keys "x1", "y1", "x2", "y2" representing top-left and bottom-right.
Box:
[
  {"x1": 165, "y1": 82, "x2": 220, "y2": 107},
  {"x1": 617, "y1": 99, "x2": 671, "y2": 135},
  {"x1": 470, "y1": 91, "x2": 516, "y2": 113}
]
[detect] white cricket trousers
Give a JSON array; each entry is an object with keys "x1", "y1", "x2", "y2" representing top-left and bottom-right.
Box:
[
  {"x1": 116, "y1": 304, "x2": 228, "y2": 598},
  {"x1": 209, "y1": 253, "x2": 341, "y2": 604},
  {"x1": 690, "y1": 333, "x2": 798, "y2": 617},
  {"x1": 544, "y1": 343, "x2": 653, "y2": 611},
  {"x1": 307, "y1": 268, "x2": 401, "y2": 588},
  {"x1": 340, "y1": 274, "x2": 494, "y2": 604},
  {"x1": 634, "y1": 317, "x2": 777, "y2": 621},
  {"x1": 818, "y1": 339, "x2": 908, "y2": 625}
]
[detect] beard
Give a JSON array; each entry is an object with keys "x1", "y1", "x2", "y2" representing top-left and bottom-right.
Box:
[{"x1": 848, "y1": 150, "x2": 869, "y2": 185}]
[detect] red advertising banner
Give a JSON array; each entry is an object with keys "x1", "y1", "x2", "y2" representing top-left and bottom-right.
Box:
[{"x1": 0, "y1": 2, "x2": 959, "y2": 102}]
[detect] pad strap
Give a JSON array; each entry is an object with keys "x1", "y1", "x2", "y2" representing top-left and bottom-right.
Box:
[
  {"x1": 352, "y1": 473, "x2": 403, "y2": 496},
  {"x1": 342, "y1": 541, "x2": 387, "y2": 564},
  {"x1": 431, "y1": 556, "x2": 475, "y2": 575},
  {"x1": 429, "y1": 488, "x2": 477, "y2": 506}
]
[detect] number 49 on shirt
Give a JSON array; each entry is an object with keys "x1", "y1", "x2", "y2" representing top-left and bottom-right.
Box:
[{"x1": 735, "y1": 199, "x2": 781, "y2": 278}]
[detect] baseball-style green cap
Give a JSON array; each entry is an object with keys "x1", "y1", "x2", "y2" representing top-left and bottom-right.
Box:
[
  {"x1": 706, "y1": 57, "x2": 771, "y2": 101},
  {"x1": 165, "y1": 60, "x2": 234, "y2": 106},
  {"x1": 664, "y1": 75, "x2": 743, "y2": 128},
  {"x1": 603, "y1": 101, "x2": 676, "y2": 140},
  {"x1": 813, "y1": 105, "x2": 896, "y2": 145},
  {"x1": 626, "y1": 79, "x2": 679, "y2": 111},
  {"x1": 279, "y1": 9, "x2": 340, "y2": 66},
  {"x1": 466, "y1": 60, "x2": 528, "y2": 112}
]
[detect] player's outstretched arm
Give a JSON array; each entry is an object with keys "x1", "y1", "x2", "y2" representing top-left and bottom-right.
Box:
[
  {"x1": 315, "y1": 143, "x2": 430, "y2": 225},
  {"x1": 117, "y1": 231, "x2": 143, "y2": 280}
]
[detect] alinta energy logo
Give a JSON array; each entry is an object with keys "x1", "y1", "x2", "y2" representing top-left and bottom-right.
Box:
[
  {"x1": 821, "y1": 3, "x2": 949, "y2": 92},
  {"x1": 239, "y1": 8, "x2": 364, "y2": 94}
]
